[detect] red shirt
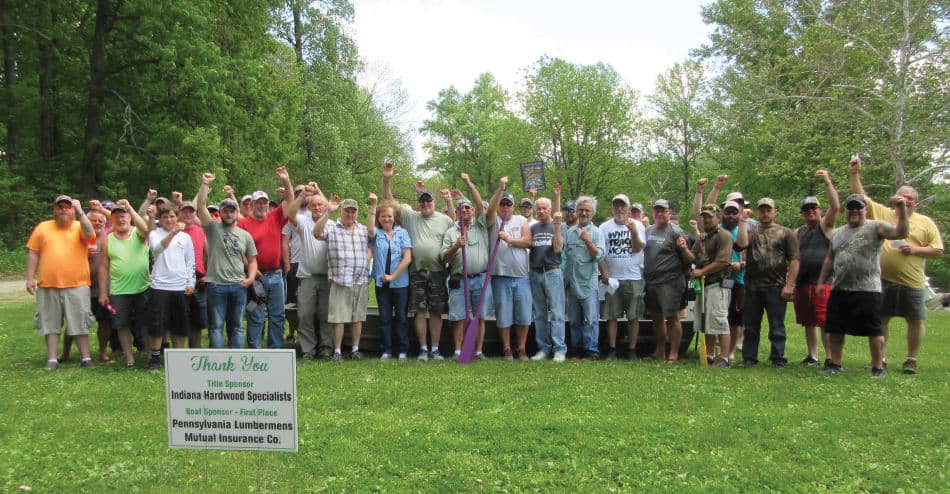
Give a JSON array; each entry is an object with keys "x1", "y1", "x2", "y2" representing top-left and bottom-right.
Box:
[
  {"x1": 238, "y1": 207, "x2": 288, "y2": 271},
  {"x1": 182, "y1": 224, "x2": 207, "y2": 278}
]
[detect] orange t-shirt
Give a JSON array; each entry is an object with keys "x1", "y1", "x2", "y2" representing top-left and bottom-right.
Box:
[{"x1": 26, "y1": 220, "x2": 96, "y2": 288}]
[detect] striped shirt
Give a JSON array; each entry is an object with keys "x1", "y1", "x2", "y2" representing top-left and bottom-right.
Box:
[{"x1": 323, "y1": 220, "x2": 371, "y2": 286}]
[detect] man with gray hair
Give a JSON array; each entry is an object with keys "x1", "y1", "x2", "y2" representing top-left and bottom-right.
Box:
[
  {"x1": 563, "y1": 195, "x2": 606, "y2": 359},
  {"x1": 849, "y1": 155, "x2": 943, "y2": 374}
]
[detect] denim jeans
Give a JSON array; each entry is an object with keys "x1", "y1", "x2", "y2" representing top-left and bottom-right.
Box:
[
  {"x1": 207, "y1": 283, "x2": 247, "y2": 349},
  {"x1": 246, "y1": 271, "x2": 286, "y2": 349},
  {"x1": 376, "y1": 285, "x2": 409, "y2": 354},
  {"x1": 530, "y1": 269, "x2": 567, "y2": 355},
  {"x1": 742, "y1": 286, "x2": 788, "y2": 364},
  {"x1": 566, "y1": 286, "x2": 600, "y2": 357}
]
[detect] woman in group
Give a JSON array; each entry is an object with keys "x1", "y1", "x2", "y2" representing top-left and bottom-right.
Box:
[{"x1": 371, "y1": 201, "x2": 413, "y2": 361}]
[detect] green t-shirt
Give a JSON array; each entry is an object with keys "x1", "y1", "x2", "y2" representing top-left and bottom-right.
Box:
[
  {"x1": 442, "y1": 213, "x2": 490, "y2": 275},
  {"x1": 400, "y1": 205, "x2": 454, "y2": 272},
  {"x1": 107, "y1": 231, "x2": 150, "y2": 295},
  {"x1": 203, "y1": 222, "x2": 258, "y2": 285}
]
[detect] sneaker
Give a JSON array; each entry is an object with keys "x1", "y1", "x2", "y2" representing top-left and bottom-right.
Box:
[
  {"x1": 552, "y1": 352, "x2": 566, "y2": 363},
  {"x1": 398, "y1": 353, "x2": 408, "y2": 362},
  {"x1": 713, "y1": 357, "x2": 730, "y2": 368},
  {"x1": 741, "y1": 360, "x2": 758, "y2": 368},
  {"x1": 605, "y1": 348, "x2": 618, "y2": 360},
  {"x1": 380, "y1": 353, "x2": 391, "y2": 362},
  {"x1": 802, "y1": 356, "x2": 821, "y2": 366},
  {"x1": 821, "y1": 363, "x2": 843, "y2": 375},
  {"x1": 301, "y1": 352, "x2": 315, "y2": 361},
  {"x1": 316, "y1": 349, "x2": 332, "y2": 361},
  {"x1": 531, "y1": 351, "x2": 548, "y2": 361},
  {"x1": 902, "y1": 358, "x2": 918, "y2": 375},
  {"x1": 871, "y1": 367, "x2": 886, "y2": 379},
  {"x1": 43, "y1": 360, "x2": 59, "y2": 372},
  {"x1": 331, "y1": 352, "x2": 343, "y2": 363},
  {"x1": 706, "y1": 355, "x2": 715, "y2": 365},
  {"x1": 350, "y1": 351, "x2": 362, "y2": 361},
  {"x1": 518, "y1": 348, "x2": 529, "y2": 361},
  {"x1": 430, "y1": 349, "x2": 445, "y2": 361},
  {"x1": 626, "y1": 350, "x2": 640, "y2": 361},
  {"x1": 417, "y1": 351, "x2": 429, "y2": 362},
  {"x1": 772, "y1": 360, "x2": 788, "y2": 368},
  {"x1": 148, "y1": 359, "x2": 161, "y2": 371},
  {"x1": 80, "y1": 359, "x2": 96, "y2": 369},
  {"x1": 474, "y1": 352, "x2": 486, "y2": 361},
  {"x1": 502, "y1": 347, "x2": 514, "y2": 361}
]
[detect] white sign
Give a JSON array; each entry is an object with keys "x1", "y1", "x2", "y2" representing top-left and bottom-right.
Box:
[{"x1": 164, "y1": 349, "x2": 298, "y2": 452}]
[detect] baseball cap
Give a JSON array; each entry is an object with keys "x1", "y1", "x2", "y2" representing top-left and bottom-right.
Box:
[
  {"x1": 700, "y1": 204, "x2": 720, "y2": 216},
  {"x1": 251, "y1": 190, "x2": 269, "y2": 202},
  {"x1": 241, "y1": 194, "x2": 253, "y2": 203},
  {"x1": 340, "y1": 198, "x2": 359, "y2": 210},
  {"x1": 500, "y1": 193, "x2": 515, "y2": 205},
  {"x1": 757, "y1": 198, "x2": 777, "y2": 209},
  {"x1": 101, "y1": 200, "x2": 116, "y2": 211},
  {"x1": 611, "y1": 194, "x2": 631, "y2": 206},
  {"x1": 110, "y1": 202, "x2": 129, "y2": 214},
  {"x1": 207, "y1": 204, "x2": 220, "y2": 213},
  {"x1": 844, "y1": 194, "x2": 867, "y2": 208},
  {"x1": 293, "y1": 184, "x2": 306, "y2": 194},
  {"x1": 219, "y1": 198, "x2": 239, "y2": 210},
  {"x1": 417, "y1": 188, "x2": 434, "y2": 201},
  {"x1": 179, "y1": 201, "x2": 197, "y2": 211},
  {"x1": 652, "y1": 199, "x2": 671, "y2": 210},
  {"x1": 725, "y1": 192, "x2": 746, "y2": 205},
  {"x1": 631, "y1": 203, "x2": 645, "y2": 212},
  {"x1": 800, "y1": 196, "x2": 820, "y2": 209},
  {"x1": 723, "y1": 200, "x2": 742, "y2": 213},
  {"x1": 457, "y1": 198, "x2": 473, "y2": 208},
  {"x1": 520, "y1": 198, "x2": 533, "y2": 208},
  {"x1": 562, "y1": 200, "x2": 576, "y2": 213},
  {"x1": 155, "y1": 196, "x2": 170, "y2": 205},
  {"x1": 54, "y1": 195, "x2": 73, "y2": 205}
]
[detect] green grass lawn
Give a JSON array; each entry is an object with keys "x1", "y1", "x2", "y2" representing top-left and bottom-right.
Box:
[{"x1": 1, "y1": 290, "x2": 948, "y2": 492}]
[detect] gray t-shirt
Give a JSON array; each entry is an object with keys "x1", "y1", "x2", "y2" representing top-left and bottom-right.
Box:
[
  {"x1": 442, "y1": 213, "x2": 490, "y2": 275},
  {"x1": 400, "y1": 205, "x2": 454, "y2": 272},
  {"x1": 644, "y1": 223, "x2": 687, "y2": 284},
  {"x1": 831, "y1": 221, "x2": 887, "y2": 292},
  {"x1": 530, "y1": 221, "x2": 561, "y2": 269},
  {"x1": 294, "y1": 214, "x2": 329, "y2": 277},
  {"x1": 203, "y1": 222, "x2": 257, "y2": 284},
  {"x1": 281, "y1": 212, "x2": 309, "y2": 264},
  {"x1": 491, "y1": 215, "x2": 529, "y2": 278}
]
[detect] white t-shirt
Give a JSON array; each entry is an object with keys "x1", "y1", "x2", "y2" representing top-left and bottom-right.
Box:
[
  {"x1": 294, "y1": 214, "x2": 329, "y2": 277},
  {"x1": 148, "y1": 227, "x2": 196, "y2": 290},
  {"x1": 599, "y1": 219, "x2": 645, "y2": 281}
]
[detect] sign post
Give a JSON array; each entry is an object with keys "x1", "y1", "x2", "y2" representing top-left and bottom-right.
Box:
[{"x1": 164, "y1": 349, "x2": 298, "y2": 452}]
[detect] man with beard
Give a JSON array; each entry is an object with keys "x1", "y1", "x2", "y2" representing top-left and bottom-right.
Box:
[
  {"x1": 382, "y1": 162, "x2": 455, "y2": 360},
  {"x1": 145, "y1": 206, "x2": 195, "y2": 369},
  {"x1": 197, "y1": 172, "x2": 258, "y2": 348},
  {"x1": 743, "y1": 198, "x2": 799, "y2": 367},
  {"x1": 643, "y1": 199, "x2": 692, "y2": 362},
  {"x1": 441, "y1": 174, "x2": 491, "y2": 359},
  {"x1": 599, "y1": 193, "x2": 645, "y2": 359},
  {"x1": 684, "y1": 204, "x2": 734, "y2": 367},
  {"x1": 237, "y1": 167, "x2": 295, "y2": 349},
  {"x1": 564, "y1": 196, "x2": 606, "y2": 359},
  {"x1": 849, "y1": 155, "x2": 944, "y2": 374},
  {"x1": 817, "y1": 194, "x2": 908, "y2": 378},
  {"x1": 486, "y1": 177, "x2": 532, "y2": 361},
  {"x1": 98, "y1": 199, "x2": 151, "y2": 367},
  {"x1": 26, "y1": 195, "x2": 98, "y2": 370},
  {"x1": 287, "y1": 184, "x2": 335, "y2": 359},
  {"x1": 793, "y1": 171, "x2": 840, "y2": 367},
  {"x1": 529, "y1": 184, "x2": 567, "y2": 362},
  {"x1": 178, "y1": 200, "x2": 208, "y2": 348}
]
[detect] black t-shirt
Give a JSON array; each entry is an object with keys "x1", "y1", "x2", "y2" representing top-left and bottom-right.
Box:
[{"x1": 530, "y1": 222, "x2": 561, "y2": 269}]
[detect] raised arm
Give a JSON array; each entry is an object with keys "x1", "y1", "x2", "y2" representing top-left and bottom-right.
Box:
[
  {"x1": 878, "y1": 196, "x2": 910, "y2": 241},
  {"x1": 138, "y1": 189, "x2": 157, "y2": 218},
  {"x1": 460, "y1": 173, "x2": 484, "y2": 215},
  {"x1": 381, "y1": 161, "x2": 395, "y2": 201},
  {"x1": 196, "y1": 173, "x2": 215, "y2": 226},
  {"x1": 848, "y1": 154, "x2": 866, "y2": 196},
  {"x1": 118, "y1": 199, "x2": 150, "y2": 239},
  {"x1": 817, "y1": 169, "x2": 840, "y2": 236},
  {"x1": 691, "y1": 178, "x2": 708, "y2": 221},
  {"x1": 486, "y1": 176, "x2": 508, "y2": 225},
  {"x1": 440, "y1": 188, "x2": 456, "y2": 221},
  {"x1": 366, "y1": 193, "x2": 378, "y2": 238},
  {"x1": 276, "y1": 166, "x2": 295, "y2": 217},
  {"x1": 706, "y1": 174, "x2": 728, "y2": 205}
]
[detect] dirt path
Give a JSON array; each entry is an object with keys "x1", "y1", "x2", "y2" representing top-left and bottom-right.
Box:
[{"x1": 0, "y1": 280, "x2": 24, "y2": 294}]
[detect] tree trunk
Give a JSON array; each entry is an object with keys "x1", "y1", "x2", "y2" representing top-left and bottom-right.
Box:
[
  {"x1": 38, "y1": 2, "x2": 53, "y2": 161},
  {"x1": 1, "y1": 7, "x2": 17, "y2": 167},
  {"x1": 292, "y1": 1, "x2": 314, "y2": 166},
  {"x1": 79, "y1": 0, "x2": 115, "y2": 198}
]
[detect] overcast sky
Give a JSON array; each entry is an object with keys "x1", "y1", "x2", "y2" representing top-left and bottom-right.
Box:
[{"x1": 351, "y1": 0, "x2": 715, "y2": 163}]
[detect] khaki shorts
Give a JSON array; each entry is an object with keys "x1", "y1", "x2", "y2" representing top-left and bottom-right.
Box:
[
  {"x1": 695, "y1": 283, "x2": 730, "y2": 335},
  {"x1": 328, "y1": 282, "x2": 368, "y2": 324},
  {"x1": 34, "y1": 286, "x2": 94, "y2": 336},
  {"x1": 602, "y1": 279, "x2": 644, "y2": 320}
]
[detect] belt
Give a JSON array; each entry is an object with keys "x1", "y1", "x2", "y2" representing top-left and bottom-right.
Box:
[
  {"x1": 454, "y1": 271, "x2": 486, "y2": 279},
  {"x1": 532, "y1": 265, "x2": 560, "y2": 273},
  {"x1": 260, "y1": 269, "x2": 282, "y2": 275}
]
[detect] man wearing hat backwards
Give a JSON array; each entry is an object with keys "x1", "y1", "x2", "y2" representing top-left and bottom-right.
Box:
[
  {"x1": 314, "y1": 193, "x2": 376, "y2": 361},
  {"x1": 816, "y1": 193, "x2": 908, "y2": 377},
  {"x1": 849, "y1": 155, "x2": 944, "y2": 373},
  {"x1": 196, "y1": 172, "x2": 258, "y2": 349},
  {"x1": 238, "y1": 166, "x2": 296, "y2": 349},
  {"x1": 743, "y1": 197, "x2": 799, "y2": 367},
  {"x1": 98, "y1": 199, "x2": 151, "y2": 367},
  {"x1": 26, "y1": 195, "x2": 98, "y2": 370},
  {"x1": 382, "y1": 162, "x2": 456, "y2": 360},
  {"x1": 793, "y1": 170, "x2": 840, "y2": 367}
]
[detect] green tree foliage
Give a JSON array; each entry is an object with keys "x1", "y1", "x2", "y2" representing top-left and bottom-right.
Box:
[{"x1": 520, "y1": 56, "x2": 640, "y2": 201}]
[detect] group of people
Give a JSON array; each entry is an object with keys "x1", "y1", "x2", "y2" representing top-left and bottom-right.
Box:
[{"x1": 26, "y1": 156, "x2": 942, "y2": 377}]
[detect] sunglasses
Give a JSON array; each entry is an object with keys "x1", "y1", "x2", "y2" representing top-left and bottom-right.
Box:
[
  {"x1": 54, "y1": 203, "x2": 74, "y2": 210},
  {"x1": 800, "y1": 205, "x2": 818, "y2": 212},
  {"x1": 846, "y1": 203, "x2": 865, "y2": 211},
  {"x1": 417, "y1": 198, "x2": 434, "y2": 203}
]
